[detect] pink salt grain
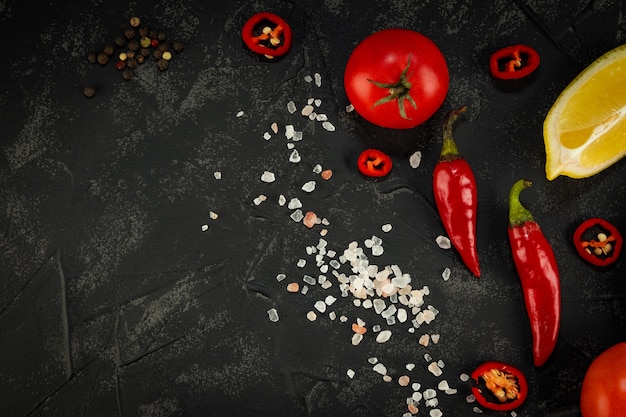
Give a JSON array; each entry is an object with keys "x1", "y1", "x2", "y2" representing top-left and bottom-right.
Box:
[
  {"x1": 407, "y1": 403, "x2": 418, "y2": 415},
  {"x1": 398, "y1": 375, "x2": 410, "y2": 386},
  {"x1": 321, "y1": 169, "x2": 333, "y2": 180},
  {"x1": 287, "y1": 282, "x2": 300, "y2": 292},
  {"x1": 303, "y1": 211, "x2": 317, "y2": 228}
]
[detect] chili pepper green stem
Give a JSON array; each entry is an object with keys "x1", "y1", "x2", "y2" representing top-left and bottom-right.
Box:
[
  {"x1": 509, "y1": 179, "x2": 535, "y2": 227},
  {"x1": 439, "y1": 105, "x2": 467, "y2": 160}
]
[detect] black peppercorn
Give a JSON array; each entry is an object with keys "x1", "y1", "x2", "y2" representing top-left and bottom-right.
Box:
[
  {"x1": 139, "y1": 26, "x2": 149, "y2": 37},
  {"x1": 172, "y1": 41, "x2": 185, "y2": 53},
  {"x1": 157, "y1": 31, "x2": 167, "y2": 41},
  {"x1": 123, "y1": 27, "x2": 135, "y2": 39},
  {"x1": 140, "y1": 48, "x2": 150, "y2": 57},
  {"x1": 97, "y1": 52, "x2": 109, "y2": 65},
  {"x1": 122, "y1": 68, "x2": 134, "y2": 80},
  {"x1": 126, "y1": 50, "x2": 136, "y2": 59},
  {"x1": 156, "y1": 58, "x2": 169, "y2": 71},
  {"x1": 103, "y1": 45, "x2": 115, "y2": 55},
  {"x1": 157, "y1": 42, "x2": 168, "y2": 52},
  {"x1": 136, "y1": 54, "x2": 145, "y2": 64},
  {"x1": 114, "y1": 34, "x2": 126, "y2": 47},
  {"x1": 148, "y1": 29, "x2": 158, "y2": 39},
  {"x1": 127, "y1": 39, "x2": 140, "y2": 51},
  {"x1": 83, "y1": 86, "x2": 96, "y2": 98},
  {"x1": 126, "y1": 58, "x2": 138, "y2": 69},
  {"x1": 87, "y1": 53, "x2": 97, "y2": 64},
  {"x1": 153, "y1": 49, "x2": 162, "y2": 60}
]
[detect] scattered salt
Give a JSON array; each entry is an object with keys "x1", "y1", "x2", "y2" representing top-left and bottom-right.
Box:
[
  {"x1": 278, "y1": 194, "x2": 286, "y2": 206},
  {"x1": 382, "y1": 223, "x2": 392, "y2": 232},
  {"x1": 347, "y1": 369, "x2": 355, "y2": 379},
  {"x1": 376, "y1": 330, "x2": 392, "y2": 343},
  {"x1": 312, "y1": 164, "x2": 323, "y2": 174},
  {"x1": 288, "y1": 198, "x2": 302, "y2": 209},
  {"x1": 322, "y1": 121, "x2": 335, "y2": 131},
  {"x1": 442, "y1": 267, "x2": 451, "y2": 281},
  {"x1": 409, "y1": 151, "x2": 422, "y2": 168},
  {"x1": 261, "y1": 171, "x2": 276, "y2": 183},
  {"x1": 291, "y1": 209, "x2": 304, "y2": 222},
  {"x1": 301, "y1": 105, "x2": 315, "y2": 117},
  {"x1": 271, "y1": 122, "x2": 279, "y2": 134},
  {"x1": 314, "y1": 72, "x2": 321, "y2": 87},
  {"x1": 302, "y1": 181, "x2": 316, "y2": 192},
  {"x1": 201, "y1": 224, "x2": 209, "y2": 231},
  {"x1": 373, "y1": 363, "x2": 387, "y2": 375},
  {"x1": 287, "y1": 101, "x2": 297, "y2": 114},
  {"x1": 306, "y1": 311, "x2": 317, "y2": 321},
  {"x1": 267, "y1": 308, "x2": 279, "y2": 322},
  {"x1": 314, "y1": 300, "x2": 327, "y2": 313},
  {"x1": 428, "y1": 362, "x2": 443, "y2": 377},
  {"x1": 236, "y1": 110, "x2": 244, "y2": 117},
  {"x1": 436, "y1": 235, "x2": 451, "y2": 249},
  {"x1": 263, "y1": 132, "x2": 272, "y2": 140},
  {"x1": 346, "y1": 103, "x2": 354, "y2": 112},
  {"x1": 213, "y1": 171, "x2": 222, "y2": 179}
]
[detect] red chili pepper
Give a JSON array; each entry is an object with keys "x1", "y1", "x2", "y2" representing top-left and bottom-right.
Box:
[
  {"x1": 357, "y1": 148, "x2": 392, "y2": 178},
  {"x1": 471, "y1": 361, "x2": 528, "y2": 411},
  {"x1": 573, "y1": 217, "x2": 622, "y2": 267},
  {"x1": 490, "y1": 44, "x2": 540, "y2": 80},
  {"x1": 508, "y1": 179, "x2": 560, "y2": 367},
  {"x1": 241, "y1": 12, "x2": 292, "y2": 59},
  {"x1": 433, "y1": 106, "x2": 480, "y2": 277}
]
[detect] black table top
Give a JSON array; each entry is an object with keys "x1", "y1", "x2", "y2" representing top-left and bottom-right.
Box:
[{"x1": 2, "y1": 1, "x2": 625, "y2": 416}]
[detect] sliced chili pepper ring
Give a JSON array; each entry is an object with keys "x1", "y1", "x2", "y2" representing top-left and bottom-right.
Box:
[
  {"x1": 573, "y1": 217, "x2": 622, "y2": 267},
  {"x1": 489, "y1": 44, "x2": 540, "y2": 80},
  {"x1": 357, "y1": 148, "x2": 392, "y2": 178},
  {"x1": 241, "y1": 12, "x2": 292, "y2": 59},
  {"x1": 471, "y1": 361, "x2": 528, "y2": 411}
]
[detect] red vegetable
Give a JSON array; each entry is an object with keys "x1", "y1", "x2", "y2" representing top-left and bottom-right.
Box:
[
  {"x1": 357, "y1": 149, "x2": 392, "y2": 178},
  {"x1": 344, "y1": 28, "x2": 449, "y2": 129},
  {"x1": 433, "y1": 106, "x2": 480, "y2": 277},
  {"x1": 508, "y1": 179, "x2": 560, "y2": 367},
  {"x1": 573, "y1": 218, "x2": 622, "y2": 267},
  {"x1": 471, "y1": 361, "x2": 528, "y2": 411},
  {"x1": 490, "y1": 44, "x2": 540, "y2": 80},
  {"x1": 241, "y1": 12, "x2": 292, "y2": 59},
  {"x1": 580, "y1": 342, "x2": 626, "y2": 417}
]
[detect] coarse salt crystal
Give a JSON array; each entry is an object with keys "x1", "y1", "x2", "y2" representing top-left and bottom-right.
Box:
[
  {"x1": 314, "y1": 300, "x2": 327, "y2": 313},
  {"x1": 267, "y1": 308, "x2": 279, "y2": 322},
  {"x1": 301, "y1": 105, "x2": 315, "y2": 117},
  {"x1": 382, "y1": 223, "x2": 392, "y2": 232},
  {"x1": 436, "y1": 235, "x2": 451, "y2": 249},
  {"x1": 429, "y1": 409, "x2": 443, "y2": 417},
  {"x1": 321, "y1": 169, "x2": 332, "y2": 180},
  {"x1": 383, "y1": 375, "x2": 392, "y2": 382},
  {"x1": 261, "y1": 171, "x2": 276, "y2": 183},
  {"x1": 278, "y1": 194, "x2": 286, "y2": 206},
  {"x1": 201, "y1": 224, "x2": 209, "y2": 231},
  {"x1": 209, "y1": 211, "x2": 218, "y2": 219},
  {"x1": 376, "y1": 330, "x2": 392, "y2": 343},
  {"x1": 304, "y1": 75, "x2": 312, "y2": 82},
  {"x1": 285, "y1": 124, "x2": 295, "y2": 139},
  {"x1": 431, "y1": 334, "x2": 440, "y2": 344},
  {"x1": 288, "y1": 198, "x2": 302, "y2": 209},
  {"x1": 307, "y1": 311, "x2": 317, "y2": 321},
  {"x1": 406, "y1": 363, "x2": 415, "y2": 371},
  {"x1": 303, "y1": 212, "x2": 317, "y2": 229},
  {"x1": 287, "y1": 282, "x2": 300, "y2": 292},
  {"x1": 409, "y1": 151, "x2": 422, "y2": 168},
  {"x1": 263, "y1": 131, "x2": 271, "y2": 140},
  {"x1": 346, "y1": 103, "x2": 354, "y2": 112},
  {"x1": 236, "y1": 110, "x2": 244, "y2": 117},
  {"x1": 352, "y1": 332, "x2": 363, "y2": 346},
  {"x1": 398, "y1": 375, "x2": 410, "y2": 386},
  {"x1": 287, "y1": 101, "x2": 297, "y2": 114},
  {"x1": 428, "y1": 362, "x2": 443, "y2": 376},
  {"x1": 213, "y1": 171, "x2": 222, "y2": 179},
  {"x1": 437, "y1": 380, "x2": 450, "y2": 391},
  {"x1": 291, "y1": 209, "x2": 304, "y2": 222},
  {"x1": 314, "y1": 99, "x2": 322, "y2": 107},
  {"x1": 316, "y1": 113, "x2": 328, "y2": 121},
  {"x1": 419, "y1": 334, "x2": 430, "y2": 346},
  {"x1": 373, "y1": 363, "x2": 387, "y2": 375},
  {"x1": 289, "y1": 149, "x2": 301, "y2": 163},
  {"x1": 347, "y1": 369, "x2": 355, "y2": 379},
  {"x1": 442, "y1": 267, "x2": 451, "y2": 281},
  {"x1": 314, "y1": 72, "x2": 322, "y2": 87},
  {"x1": 302, "y1": 181, "x2": 316, "y2": 192},
  {"x1": 271, "y1": 122, "x2": 279, "y2": 134},
  {"x1": 312, "y1": 164, "x2": 322, "y2": 174},
  {"x1": 276, "y1": 273, "x2": 286, "y2": 282},
  {"x1": 423, "y1": 389, "x2": 437, "y2": 400},
  {"x1": 322, "y1": 121, "x2": 335, "y2": 131}
]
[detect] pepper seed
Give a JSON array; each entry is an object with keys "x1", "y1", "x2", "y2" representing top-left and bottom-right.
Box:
[
  {"x1": 83, "y1": 86, "x2": 96, "y2": 98},
  {"x1": 129, "y1": 17, "x2": 141, "y2": 27}
]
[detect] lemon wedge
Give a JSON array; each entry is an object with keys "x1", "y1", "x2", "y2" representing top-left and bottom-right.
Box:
[{"x1": 543, "y1": 44, "x2": 626, "y2": 180}]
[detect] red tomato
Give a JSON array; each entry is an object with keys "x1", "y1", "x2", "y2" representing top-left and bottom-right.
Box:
[
  {"x1": 344, "y1": 29, "x2": 449, "y2": 129},
  {"x1": 580, "y1": 342, "x2": 626, "y2": 417}
]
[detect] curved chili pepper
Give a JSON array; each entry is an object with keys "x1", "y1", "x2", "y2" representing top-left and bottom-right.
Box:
[
  {"x1": 573, "y1": 217, "x2": 622, "y2": 267},
  {"x1": 433, "y1": 106, "x2": 480, "y2": 277},
  {"x1": 508, "y1": 179, "x2": 560, "y2": 367},
  {"x1": 490, "y1": 44, "x2": 540, "y2": 80},
  {"x1": 357, "y1": 148, "x2": 392, "y2": 177},
  {"x1": 471, "y1": 361, "x2": 528, "y2": 411},
  {"x1": 241, "y1": 12, "x2": 292, "y2": 59}
]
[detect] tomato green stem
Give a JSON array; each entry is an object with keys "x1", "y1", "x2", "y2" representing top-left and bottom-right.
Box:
[
  {"x1": 508, "y1": 179, "x2": 535, "y2": 227},
  {"x1": 368, "y1": 57, "x2": 417, "y2": 119}
]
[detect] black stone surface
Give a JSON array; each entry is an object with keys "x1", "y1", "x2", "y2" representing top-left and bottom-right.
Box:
[{"x1": 1, "y1": 1, "x2": 625, "y2": 416}]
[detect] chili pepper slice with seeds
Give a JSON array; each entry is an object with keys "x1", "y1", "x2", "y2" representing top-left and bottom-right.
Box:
[
  {"x1": 433, "y1": 106, "x2": 481, "y2": 277},
  {"x1": 471, "y1": 361, "x2": 528, "y2": 411},
  {"x1": 508, "y1": 179, "x2": 560, "y2": 367},
  {"x1": 573, "y1": 218, "x2": 622, "y2": 267},
  {"x1": 357, "y1": 148, "x2": 392, "y2": 178},
  {"x1": 490, "y1": 44, "x2": 540, "y2": 80},
  {"x1": 242, "y1": 12, "x2": 292, "y2": 59}
]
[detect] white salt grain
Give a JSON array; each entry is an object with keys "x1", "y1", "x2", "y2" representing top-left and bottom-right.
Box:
[
  {"x1": 429, "y1": 410, "x2": 443, "y2": 417},
  {"x1": 263, "y1": 132, "x2": 272, "y2": 140},
  {"x1": 278, "y1": 195, "x2": 286, "y2": 206},
  {"x1": 347, "y1": 369, "x2": 355, "y2": 379},
  {"x1": 382, "y1": 223, "x2": 392, "y2": 232},
  {"x1": 373, "y1": 363, "x2": 387, "y2": 375},
  {"x1": 346, "y1": 104, "x2": 354, "y2": 112},
  {"x1": 307, "y1": 311, "x2": 317, "y2": 321},
  {"x1": 312, "y1": 164, "x2": 323, "y2": 174},
  {"x1": 314, "y1": 72, "x2": 322, "y2": 87},
  {"x1": 406, "y1": 363, "x2": 415, "y2": 371},
  {"x1": 267, "y1": 308, "x2": 279, "y2": 322},
  {"x1": 261, "y1": 171, "x2": 276, "y2": 183},
  {"x1": 409, "y1": 151, "x2": 422, "y2": 168},
  {"x1": 314, "y1": 300, "x2": 327, "y2": 313},
  {"x1": 289, "y1": 149, "x2": 301, "y2": 163},
  {"x1": 287, "y1": 101, "x2": 297, "y2": 114},
  {"x1": 213, "y1": 171, "x2": 222, "y2": 179},
  {"x1": 316, "y1": 113, "x2": 328, "y2": 121},
  {"x1": 442, "y1": 267, "x2": 451, "y2": 281},
  {"x1": 436, "y1": 235, "x2": 451, "y2": 249},
  {"x1": 291, "y1": 209, "x2": 304, "y2": 222},
  {"x1": 201, "y1": 224, "x2": 209, "y2": 231},
  {"x1": 288, "y1": 198, "x2": 302, "y2": 209},
  {"x1": 276, "y1": 273, "x2": 287, "y2": 282},
  {"x1": 352, "y1": 333, "x2": 363, "y2": 346},
  {"x1": 371, "y1": 245, "x2": 384, "y2": 256},
  {"x1": 285, "y1": 124, "x2": 295, "y2": 139},
  {"x1": 314, "y1": 98, "x2": 322, "y2": 107},
  {"x1": 304, "y1": 75, "x2": 313, "y2": 82},
  {"x1": 376, "y1": 330, "x2": 392, "y2": 343},
  {"x1": 236, "y1": 110, "x2": 244, "y2": 117},
  {"x1": 460, "y1": 373, "x2": 470, "y2": 382},
  {"x1": 322, "y1": 121, "x2": 335, "y2": 131},
  {"x1": 302, "y1": 181, "x2": 316, "y2": 192},
  {"x1": 437, "y1": 380, "x2": 450, "y2": 391},
  {"x1": 428, "y1": 362, "x2": 443, "y2": 377}
]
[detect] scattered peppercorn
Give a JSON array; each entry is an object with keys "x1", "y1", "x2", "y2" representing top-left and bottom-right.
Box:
[
  {"x1": 140, "y1": 47, "x2": 150, "y2": 57},
  {"x1": 162, "y1": 51, "x2": 172, "y2": 60},
  {"x1": 103, "y1": 45, "x2": 115, "y2": 55},
  {"x1": 83, "y1": 86, "x2": 96, "y2": 98},
  {"x1": 157, "y1": 31, "x2": 167, "y2": 41},
  {"x1": 97, "y1": 52, "x2": 109, "y2": 65},
  {"x1": 87, "y1": 53, "x2": 97, "y2": 64},
  {"x1": 153, "y1": 50, "x2": 162, "y2": 60},
  {"x1": 129, "y1": 17, "x2": 141, "y2": 27},
  {"x1": 157, "y1": 42, "x2": 168, "y2": 52},
  {"x1": 114, "y1": 34, "x2": 126, "y2": 47},
  {"x1": 123, "y1": 27, "x2": 135, "y2": 39},
  {"x1": 149, "y1": 29, "x2": 158, "y2": 39},
  {"x1": 126, "y1": 58, "x2": 138, "y2": 69},
  {"x1": 172, "y1": 41, "x2": 185, "y2": 53},
  {"x1": 128, "y1": 39, "x2": 140, "y2": 51},
  {"x1": 119, "y1": 52, "x2": 128, "y2": 61},
  {"x1": 115, "y1": 60, "x2": 126, "y2": 70},
  {"x1": 126, "y1": 50, "x2": 136, "y2": 59},
  {"x1": 136, "y1": 54, "x2": 145, "y2": 64},
  {"x1": 139, "y1": 27, "x2": 149, "y2": 37},
  {"x1": 156, "y1": 58, "x2": 169, "y2": 71},
  {"x1": 150, "y1": 38, "x2": 159, "y2": 48},
  {"x1": 122, "y1": 68, "x2": 133, "y2": 80},
  {"x1": 140, "y1": 36, "x2": 151, "y2": 48}
]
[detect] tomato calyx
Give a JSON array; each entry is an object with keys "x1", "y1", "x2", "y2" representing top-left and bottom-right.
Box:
[
  {"x1": 573, "y1": 218, "x2": 622, "y2": 267},
  {"x1": 470, "y1": 361, "x2": 528, "y2": 411},
  {"x1": 357, "y1": 148, "x2": 392, "y2": 178},
  {"x1": 368, "y1": 57, "x2": 417, "y2": 120}
]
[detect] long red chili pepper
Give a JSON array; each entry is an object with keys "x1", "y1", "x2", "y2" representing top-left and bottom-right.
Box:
[
  {"x1": 433, "y1": 106, "x2": 480, "y2": 277},
  {"x1": 508, "y1": 179, "x2": 560, "y2": 367}
]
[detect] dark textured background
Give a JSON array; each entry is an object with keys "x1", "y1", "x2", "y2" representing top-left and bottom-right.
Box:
[{"x1": 1, "y1": 0, "x2": 625, "y2": 416}]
